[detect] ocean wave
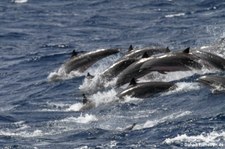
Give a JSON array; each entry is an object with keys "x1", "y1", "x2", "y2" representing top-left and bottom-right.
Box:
[{"x1": 164, "y1": 131, "x2": 225, "y2": 147}]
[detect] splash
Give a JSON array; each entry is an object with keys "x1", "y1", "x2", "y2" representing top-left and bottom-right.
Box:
[
  {"x1": 134, "y1": 111, "x2": 191, "y2": 130},
  {"x1": 0, "y1": 121, "x2": 44, "y2": 138},
  {"x1": 47, "y1": 65, "x2": 83, "y2": 81},
  {"x1": 162, "y1": 82, "x2": 201, "y2": 96},
  {"x1": 12, "y1": 0, "x2": 28, "y2": 4},
  {"x1": 90, "y1": 89, "x2": 118, "y2": 106},
  {"x1": 164, "y1": 131, "x2": 225, "y2": 147},
  {"x1": 66, "y1": 103, "x2": 83, "y2": 112},
  {"x1": 79, "y1": 76, "x2": 117, "y2": 93},
  {"x1": 165, "y1": 13, "x2": 185, "y2": 18},
  {"x1": 60, "y1": 114, "x2": 98, "y2": 124}
]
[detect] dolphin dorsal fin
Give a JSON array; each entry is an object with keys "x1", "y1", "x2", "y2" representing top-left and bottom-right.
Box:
[
  {"x1": 142, "y1": 52, "x2": 149, "y2": 58},
  {"x1": 166, "y1": 47, "x2": 170, "y2": 52},
  {"x1": 82, "y1": 94, "x2": 89, "y2": 104},
  {"x1": 183, "y1": 47, "x2": 190, "y2": 54},
  {"x1": 86, "y1": 72, "x2": 94, "y2": 79},
  {"x1": 129, "y1": 78, "x2": 137, "y2": 86},
  {"x1": 128, "y1": 45, "x2": 133, "y2": 52},
  {"x1": 71, "y1": 50, "x2": 78, "y2": 58}
]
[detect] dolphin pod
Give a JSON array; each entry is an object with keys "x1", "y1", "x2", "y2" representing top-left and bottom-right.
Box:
[{"x1": 54, "y1": 44, "x2": 225, "y2": 111}]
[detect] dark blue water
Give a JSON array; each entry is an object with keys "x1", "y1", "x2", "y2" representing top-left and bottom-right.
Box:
[{"x1": 1, "y1": 0, "x2": 225, "y2": 148}]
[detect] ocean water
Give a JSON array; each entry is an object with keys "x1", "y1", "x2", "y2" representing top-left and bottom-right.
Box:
[{"x1": 1, "y1": 0, "x2": 225, "y2": 148}]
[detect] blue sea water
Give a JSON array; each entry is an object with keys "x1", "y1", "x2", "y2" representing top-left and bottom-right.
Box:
[{"x1": 1, "y1": 0, "x2": 225, "y2": 148}]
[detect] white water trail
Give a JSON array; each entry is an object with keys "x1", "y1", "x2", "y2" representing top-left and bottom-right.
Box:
[{"x1": 164, "y1": 131, "x2": 225, "y2": 147}]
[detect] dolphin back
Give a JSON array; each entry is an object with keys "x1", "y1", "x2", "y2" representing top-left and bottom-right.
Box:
[{"x1": 64, "y1": 48, "x2": 119, "y2": 73}]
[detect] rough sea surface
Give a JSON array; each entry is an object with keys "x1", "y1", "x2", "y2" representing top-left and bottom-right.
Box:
[{"x1": 1, "y1": 0, "x2": 225, "y2": 148}]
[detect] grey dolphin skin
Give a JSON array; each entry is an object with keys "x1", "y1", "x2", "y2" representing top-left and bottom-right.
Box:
[
  {"x1": 116, "y1": 49, "x2": 202, "y2": 87},
  {"x1": 63, "y1": 48, "x2": 119, "y2": 74},
  {"x1": 123, "y1": 46, "x2": 170, "y2": 59},
  {"x1": 191, "y1": 50, "x2": 225, "y2": 70},
  {"x1": 100, "y1": 58, "x2": 136, "y2": 80},
  {"x1": 117, "y1": 79, "x2": 175, "y2": 98},
  {"x1": 116, "y1": 56, "x2": 154, "y2": 87},
  {"x1": 197, "y1": 75, "x2": 225, "y2": 89},
  {"x1": 140, "y1": 52, "x2": 202, "y2": 73}
]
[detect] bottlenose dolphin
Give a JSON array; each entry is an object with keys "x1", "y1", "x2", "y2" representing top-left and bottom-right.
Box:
[
  {"x1": 117, "y1": 78, "x2": 175, "y2": 98},
  {"x1": 191, "y1": 50, "x2": 225, "y2": 70},
  {"x1": 197, "y1": 75, "x2": 225, "y2": 89},
  {"x1": 100, "y1": 58, "x2": 136, "y2": 80},
  {"x1": 63, "y1": 48, "x2": 119, "y2": 74},
  {"x1": 123, "y1": 46, "x2": 170, "y2": 59},
  {"x1": 140, "y1": 51, "x2": 202, "y2": 73},
  {"x1": 115, "y1": 52, "x2": 155, "y2": 86},
  {"x1": 116, "y1": 48, "x2": 201, "y2": 86},
  {"x1": 100, "y1": 51, "x2": 151, "y2": 80}
]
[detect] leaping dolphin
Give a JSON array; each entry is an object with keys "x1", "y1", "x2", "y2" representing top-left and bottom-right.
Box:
[
  {"x1": 123, "y1": 45, "x2": 170, "y2": 59},
  {"x1": 100, "y1": 58, "x2": 136, "y2": 80},
  {"x1": 117, "y1": 78, "x2": 175, "y2": 98},
  {"x1": 116, "y1": 48, "x2": 201, "y2": 86},
  {"x1": 140, "y1": 50, "x2": 202, "y2": 73},
  {"x1": 63, "y1": 48, "x2": 120, "y2": 74}
]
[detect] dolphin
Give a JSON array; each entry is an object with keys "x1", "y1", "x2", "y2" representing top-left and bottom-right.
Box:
[
  {"x1": 123, "y1": 46, "x2": 170, "y2": 59},
  {"x1": 140, "y1": 51, "x2": 202, "y2": 73},
  {"x1": 115, "y1": 51, "x2": 155, "y2": 86},
  {"x1": 100, "y1": 51, "x2": 151, "y2": 81},
  {"x1": 116, "y1": 48, "x2": 201, "y2": 86},
  {"x1": 100, "y1": 58, "x2": 136, "y2": 80},
  {"x1": 63, "y1": 48, "x2": 119, "y2": 74},
  {"x1": 197, "y1": 75, "x2": 225, "y2": 89},
  {"x1": 117, "y1": 78, "x2": 175, "y2": 98},
  {"x1": 191, "y1": 50, "x2": 225, "y2": 70}
]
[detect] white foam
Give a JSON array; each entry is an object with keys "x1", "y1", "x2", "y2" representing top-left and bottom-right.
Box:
[
  {"x1": 164, "y1": 131, "x2": 225, "y2": 147},
  {"x1": 12, "y1": 0, "x2": 28, "y2": 4},
  {"x1": 60, "y1": 114, "x2": 98, "y2": 124},
  {"x1": 165, "y1": 13, "x2": 185, "y2": 18},
  {"x1": 121, "y1": 95, "x2": 143, "y2": 103},
  {"x1": 47, "y1": 66, "x2": 83, "y2": 81},
  {"x1": 134, "y1": 111, "x2": 191, "y2": 130},
  {"x1": 79, "y1": 75, "x2": 118, "y2": 93},
  {"x1": 162, "y1": 82, "x2": 201, "y2": 96},
  {"x1": 0, "y1": 121, "x2": 45, "y2": 138},
  {"x1": 90, "y1": 89, "x2": 118, "y2": 106},
  {"x1": 66, "y1": 103, "x2": 83, "y2": 112}
]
